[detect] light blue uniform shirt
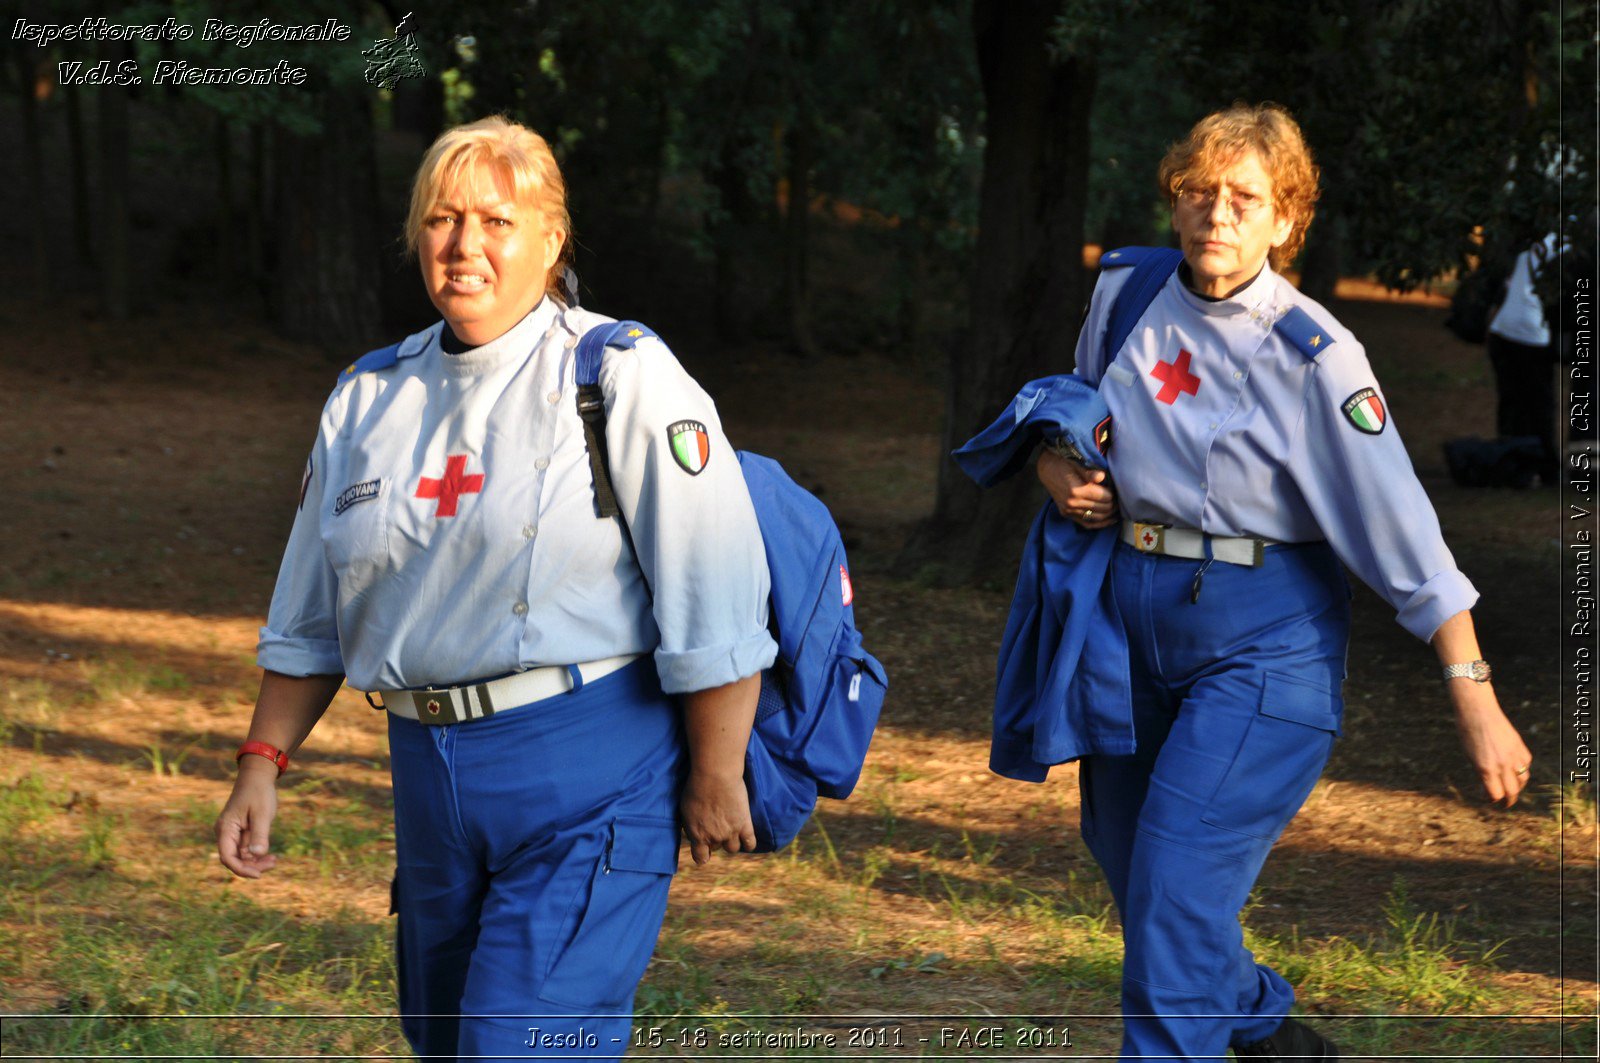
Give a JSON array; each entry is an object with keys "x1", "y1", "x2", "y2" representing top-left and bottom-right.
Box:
[
  {"x1": 258, "y1": 299, "x2": 778, "y2": 693},
  {"x1": 1074, "y1": 264, "x2": 1476, "y2": 642}
]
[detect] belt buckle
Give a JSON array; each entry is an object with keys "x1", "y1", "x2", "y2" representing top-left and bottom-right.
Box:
[
  {"x1": 414, "y1": 686, "x2": 463, "y2": 725},
  {"x1": 1133, "y1": 522, "x2": 1167, "y2": 554}
]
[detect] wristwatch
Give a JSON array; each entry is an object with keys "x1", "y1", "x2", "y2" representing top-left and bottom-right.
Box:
[{"x1": 1441, "y1": 659, "x2": 1492, "y2": 683}]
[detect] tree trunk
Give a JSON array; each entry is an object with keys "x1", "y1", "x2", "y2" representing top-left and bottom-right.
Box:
[
  {"x1": 215, "y1": 115, "x2": 234, "y2": 283},
  {"x1": 711, "y1": 134, "x2": 762, "y2": 342},
  {"x1": 97, "y1": 47, "x2": 131, "y2": 322},
  {"x1": 783, "y1": 117, "x2": 820, "y2": 357},
  {"x1": 64, "y1": 86, "x2": 93, "y2": 269},
  {"x1": 897, "y1": 0, "x2": 1096, "y2": 585},
  {"x1": 16, "y1": 51, "x2": 48, "y2": 290},
  {"x1": 1298, "y1": 207, "x2": 1342, "y2": 304},
  {"x1": 272, "y1": 92, "x2": 383, "y2": 349},
  {"x1": 247, "y1": 121, "x2": 268, "y2": 305}
]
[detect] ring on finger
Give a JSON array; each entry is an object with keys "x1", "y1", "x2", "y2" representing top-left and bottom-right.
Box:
[
  {"x1": 1082, "y1": 508, "x2": 1093, "y2": 520},
  {"x1": 1515, "y1": 764, "x2": 1530, "y2": 777}
]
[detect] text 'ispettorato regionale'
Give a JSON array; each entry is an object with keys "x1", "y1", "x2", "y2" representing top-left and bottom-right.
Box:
[{"x1": 11, "y1": 17, "x2": 353, "y2": 87}]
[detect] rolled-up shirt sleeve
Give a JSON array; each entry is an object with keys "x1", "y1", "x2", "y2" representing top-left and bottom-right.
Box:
[
  {"x1": 257, "y1": 401, "x2": 345, "y2": 677},
  {"x1": 1288, "y1": 339, "x2": 1478, "y2": 642},
  {"x1": 600, "y1": 339, "x2": 778, "y2": 693}
]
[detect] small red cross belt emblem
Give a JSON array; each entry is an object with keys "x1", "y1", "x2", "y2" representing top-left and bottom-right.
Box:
[
  {"x1": 1151, "y1": 348, "x2": 1201, "y2": 404},
  {"x1": 416, "y1": 454, "x2": 484, "y2": 517}
]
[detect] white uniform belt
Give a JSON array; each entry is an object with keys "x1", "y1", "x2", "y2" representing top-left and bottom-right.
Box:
[
  {"x1": 1120, "y1": 520, "x2": 1275, "y2": 567},
  {"x1": 376, "y1": 653, "x2": 643, "y2": 725}
]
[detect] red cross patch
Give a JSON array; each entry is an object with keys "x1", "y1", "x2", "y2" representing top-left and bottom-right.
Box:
[
  {"x1": 415, "y1": 454, "x2": 485, "y2": 517},
  {"x1": 1151, "y1": 349, "x2": 1201, "y2": 405}
]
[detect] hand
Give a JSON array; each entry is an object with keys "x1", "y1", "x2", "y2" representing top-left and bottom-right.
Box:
[
  {"x1": 1449, "y1": 681, "x2": 1533, "y2": 806},
  {"x1": 679, "y1": 770, "x2": 756, "y2": 865},
  {"x1": 215, "y1": 757, "x2": 281, "y2": 878},
  {"x1": 1038, "y1": 449, "x2": 1118, "y2": 529}
]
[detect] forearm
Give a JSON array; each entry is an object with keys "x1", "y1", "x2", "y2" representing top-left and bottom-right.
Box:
[
  {"x1": 240, "y1": 670, "x2": 345, "y2": 765},
  {"x1": 1429, "y1": 611, "x2": 1482, "y2": 667},
  {"x1": 681, "y1": 673, "x2": 760, "y2": 780}
]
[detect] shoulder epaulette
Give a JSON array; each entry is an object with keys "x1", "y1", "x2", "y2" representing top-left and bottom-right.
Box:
[
  {"x1": 574, "y1": 320, "x2": 659, "y2": 387},
  {"x1": 337, "y1": 341, "x2": 407, "y2": 382},
  {"x1": 603, "y1": 321, "x2": 658, "y2": 350},
  {"x1": 1273, "y1": 306, "x2": 1337, "y2": 361},
  {"x1": 1099, "y1": 246, "x2": 1178, "y2": 271}
]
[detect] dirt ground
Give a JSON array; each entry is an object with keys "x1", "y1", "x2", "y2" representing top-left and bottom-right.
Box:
[{"x1": 0, "y1": 277, "x2": 1594, "y2": 1056}]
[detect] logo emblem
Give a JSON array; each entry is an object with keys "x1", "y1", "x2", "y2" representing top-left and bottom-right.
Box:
[
  {"x1": 667, "y1": 420, "x2": 710, "y2": 475},
  {"x1": 425, "y1": 698, "x2": 441, "y2": 717},
  {"x1": 1150, "y1": 348, "x2": 1201, "y2": 405},
  {"x1": 840, "y1": 564, "x2": 854, "y2": 607},
  {"x1": 1094, "y1": 415, "x2": 1113, "y2": 455},
  {"x1": 1135, "y1": 523, "x2": 1165, "y2": 553},
  {"x1": 1341, "y1": 388, "x2": 1386, "y2": 434},
  {"x1": 416, "y1": 455, "x2": 485, "y2": 517}
]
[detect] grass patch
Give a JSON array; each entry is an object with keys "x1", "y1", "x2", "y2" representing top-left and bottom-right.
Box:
[
  {"x1": 0, "y1": 838, "x2": 403, "y2": 1058},
  {"x1": 81, "y1": 654, "x2": 191, "y2": 702},
  {"x1": 1254, "y1": 877, "x2": 1504, "y2": 1018}
]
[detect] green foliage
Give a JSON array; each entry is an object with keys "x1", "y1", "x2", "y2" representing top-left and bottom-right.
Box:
[{"x1": 1074, "y1": 0, "x2": 1585, "y2": 289}]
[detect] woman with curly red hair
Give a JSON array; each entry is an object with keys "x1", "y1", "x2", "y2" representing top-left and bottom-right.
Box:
[{"x1": 1040, "y1": 103, "x2": 1531, "y2": 1059}]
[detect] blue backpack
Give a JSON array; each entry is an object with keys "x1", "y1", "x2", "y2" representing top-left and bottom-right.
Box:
[{"x1": 574, "y1": 320, "x2": 888, "y2": 852}]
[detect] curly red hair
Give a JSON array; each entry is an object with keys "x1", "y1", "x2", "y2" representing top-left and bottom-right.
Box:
[{"x1": 1158, "y1": 103, "x2": 1322, "y2": 270}]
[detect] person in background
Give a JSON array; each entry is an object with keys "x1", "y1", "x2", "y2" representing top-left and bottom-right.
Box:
[{"x1": 1487, "y1": 230, "x2": 1566, "y2": 479}]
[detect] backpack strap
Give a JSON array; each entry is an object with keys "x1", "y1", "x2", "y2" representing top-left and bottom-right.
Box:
[
  {"x1": 1100, "y1": 246, "x2": 1184, "y2": 366},
  {"x1": 572, "y1": 320, "x2": 660, "y2": 518}
]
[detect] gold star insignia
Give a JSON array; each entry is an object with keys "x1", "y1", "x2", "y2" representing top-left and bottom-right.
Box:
[
  {"x1": 1309, "y1": 335, "x2": 1322, "y2": 347},
  {"x1": 627, "y1": 328, "x2": 643, "y2": 338},
  {"x1": 344, "y1": 364, "x2": 357, "y2": 374}
]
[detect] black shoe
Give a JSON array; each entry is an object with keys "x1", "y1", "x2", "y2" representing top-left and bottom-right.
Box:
[{"x1": 1234, "y1": 1016, "x2": 1341, "y2": 1058}]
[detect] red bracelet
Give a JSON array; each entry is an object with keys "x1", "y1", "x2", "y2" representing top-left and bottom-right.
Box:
[{"x1": 236, "y1": 740, "x2": 289, "y2": 777}]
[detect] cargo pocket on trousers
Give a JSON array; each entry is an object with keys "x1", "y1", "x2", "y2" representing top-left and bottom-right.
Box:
[
  {"x1": 1200, "y1": 672, "x2": 1340, "y2": 840},
  {"x1": 537, "y1": 816, "x2": 680, "y2": 1010}
]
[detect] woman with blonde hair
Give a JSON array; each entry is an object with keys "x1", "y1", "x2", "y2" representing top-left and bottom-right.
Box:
[
  {"x1": 216, "y1": 116, "x2": 775, "y2": 1060},
  {"x1": 1040, "y1": 103, "x2": 1531, "y2": 1059}
]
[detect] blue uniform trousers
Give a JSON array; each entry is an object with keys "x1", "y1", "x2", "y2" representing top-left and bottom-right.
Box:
[
  {"x1": 1079, "y1": 541, "x2": 1349, "y2": 1061},
  {"x1": 388, "y1": 659, "x2": 683, "y2": 1062}
]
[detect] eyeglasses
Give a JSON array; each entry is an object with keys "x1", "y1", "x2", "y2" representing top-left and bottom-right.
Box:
[{"x1": 1176, "y1": 186, "x2": 1272, "y2": 221}]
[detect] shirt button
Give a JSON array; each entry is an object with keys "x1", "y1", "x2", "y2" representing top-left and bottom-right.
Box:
[
  {"x1": 1200, "y1": 481, "x2": 1208, "y2": 490},
  {"x1": 547, "y1": 390, "x2": 560, "y2": 404},
  {"x1": 1208, "y1": 422, "x2": 1218, "y2": 431},
  {"x1": 512, "y1": 601, "x2": 528, "y2": 616},
  {"x1": 1233, "y1": 370, "x2": 1243, "y2": 380},
  {"x1": 534, "y1": 457, "x2": 550, "y2": 470},
  {"x1": 564, "y1": 336, "x2": 578, "y2": 349},
  {"x1": 522, "y1": 524, "x2": 537, "y2": 540}
]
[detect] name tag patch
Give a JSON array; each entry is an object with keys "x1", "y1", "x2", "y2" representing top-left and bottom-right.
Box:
[{"x1": 334, "y1": 478, "x2": 382, "y2": 515}]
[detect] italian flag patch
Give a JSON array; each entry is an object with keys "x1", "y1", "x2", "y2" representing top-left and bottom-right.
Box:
[
  {"x1": 1341, "y1": 387, "x2": 1386, "y2": 434},
  {"x1": 667, "y1": 419, "x2": 711, "y2": 475}
]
